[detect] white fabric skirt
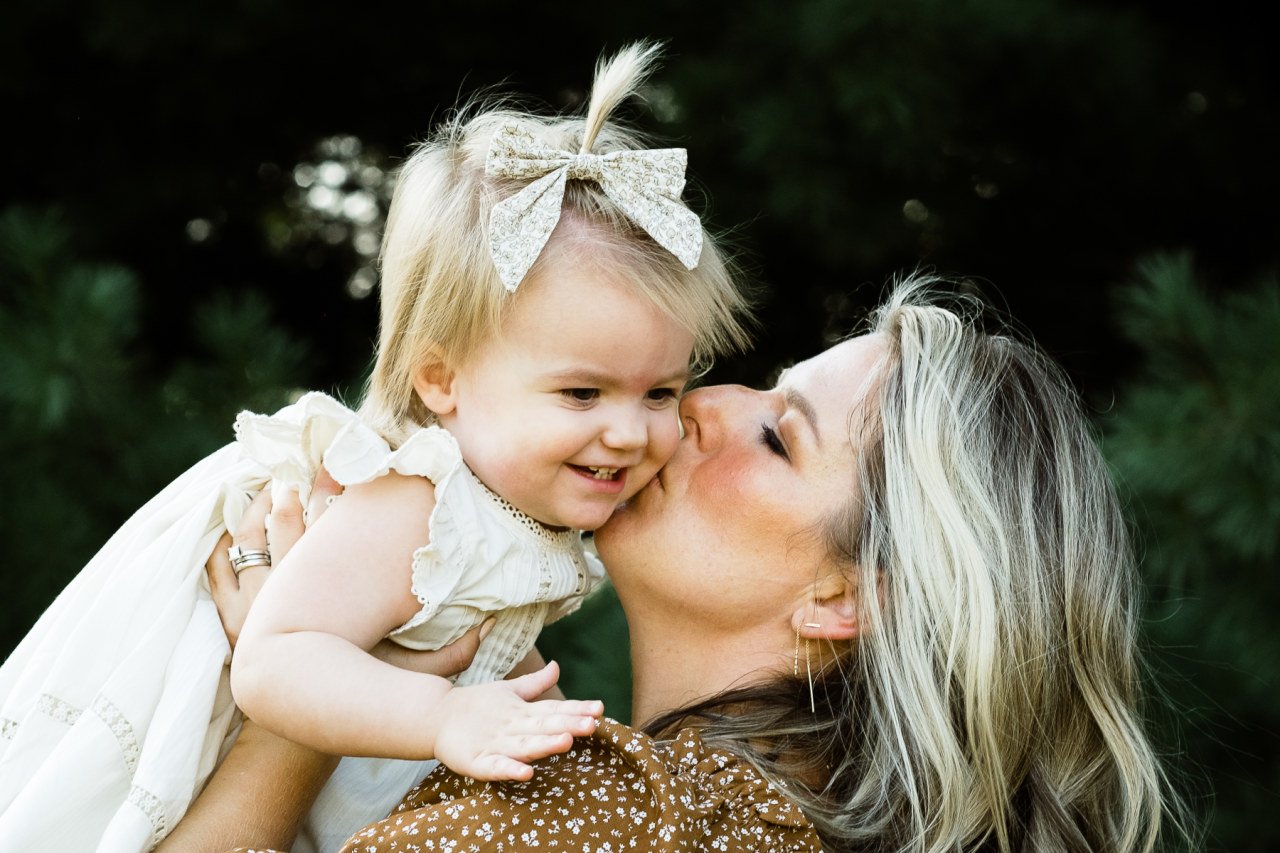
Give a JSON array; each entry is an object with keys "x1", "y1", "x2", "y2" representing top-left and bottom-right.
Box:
[{"x1": 0, "y1": 443, "x2": 261, "y2": 852}]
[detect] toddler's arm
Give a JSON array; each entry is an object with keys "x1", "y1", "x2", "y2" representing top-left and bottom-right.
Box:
[{"x1": 231, "y1": 472, "x2": 601, "y2": 780}]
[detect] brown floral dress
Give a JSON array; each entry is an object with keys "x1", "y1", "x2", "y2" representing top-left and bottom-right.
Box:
[{"x1": 232, "y1": 718, "x2": 824, "y2": 852}]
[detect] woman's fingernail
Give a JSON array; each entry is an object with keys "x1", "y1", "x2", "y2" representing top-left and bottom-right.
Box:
[{"x1": 478, "y1": 617, "x2": 497, "y2": 641}]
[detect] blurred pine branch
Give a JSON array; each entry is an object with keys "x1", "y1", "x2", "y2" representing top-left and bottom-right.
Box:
[
  {"x1": 0, "y1": 206, "x2": 310, "y2": 654},
  {"x1": 1104, "y1": 252, "x2": 1280, "y2": 851}
]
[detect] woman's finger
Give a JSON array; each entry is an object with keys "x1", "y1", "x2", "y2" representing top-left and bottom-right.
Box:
[
  {"x1": 210, "y1": 490, "x2": 275, "y2": 648},
  {"x1": 233, "y1": 489, "x2": 273, "y2": 552},
  {"x1": 370, "y1": 617, "x2": 494, "y2": 676},
  {"x1": 304, "y1": 465, "x2": 344, "y2": 527},
  {"x1": 265, "y1": 487, "x2": 304, "y2": 564},
  {"x1": 204, "y1": 532, "x2": 238, "y2": 591}
]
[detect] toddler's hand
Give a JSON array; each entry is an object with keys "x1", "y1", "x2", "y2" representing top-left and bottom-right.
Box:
[{"x1": 427, "y1": 661, "x2": 603, "y2": 781}]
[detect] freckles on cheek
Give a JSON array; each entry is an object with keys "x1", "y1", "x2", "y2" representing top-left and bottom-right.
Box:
[{"x1": 687, "y1": 455, "x2": 757, "y2": 528}]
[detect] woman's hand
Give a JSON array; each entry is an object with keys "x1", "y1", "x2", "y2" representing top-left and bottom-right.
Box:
[
  {"x1": 206, "y1": 470, "x2": 492, "y2": 675},
  {"x1": 207, "y1": 468, "x2": 344, "y2": 648}
]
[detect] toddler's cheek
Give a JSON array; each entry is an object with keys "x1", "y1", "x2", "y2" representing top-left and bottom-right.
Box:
[{"x1": 650, "y1": 418, "x2": 682, "y2": 464}]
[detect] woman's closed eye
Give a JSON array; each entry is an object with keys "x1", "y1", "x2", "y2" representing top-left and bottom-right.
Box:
[{"x1": 760, "y1": 424, "x2": 790, "y2": 460}]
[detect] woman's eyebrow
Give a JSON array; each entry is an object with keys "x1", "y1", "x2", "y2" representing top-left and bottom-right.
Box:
[{"x1": 784, "y1": 387, "x2": 821, "y2": 445}]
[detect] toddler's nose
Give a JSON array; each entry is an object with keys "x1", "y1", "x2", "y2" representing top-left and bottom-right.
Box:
[{"x1": 602, "y1": 408, "x2": 648, "y2": 451}]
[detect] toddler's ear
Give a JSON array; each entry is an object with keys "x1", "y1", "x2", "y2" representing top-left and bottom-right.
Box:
[{"x1": 413, "y1": 350, "x2": 458, "y2": 416}]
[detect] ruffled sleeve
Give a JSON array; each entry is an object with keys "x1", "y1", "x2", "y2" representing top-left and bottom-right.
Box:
[{"x1": 234, "y1": 393, "x2": 474, "y2": 633}]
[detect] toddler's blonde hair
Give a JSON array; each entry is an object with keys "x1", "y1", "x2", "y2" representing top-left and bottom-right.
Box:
[{"x1": 361, "y1": 43, "x2": 752, "y2": 445}]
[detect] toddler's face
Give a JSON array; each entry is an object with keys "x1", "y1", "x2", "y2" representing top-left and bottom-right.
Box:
[{"x1": 425, "y1": 258, "x2": 694, "y2": 531}]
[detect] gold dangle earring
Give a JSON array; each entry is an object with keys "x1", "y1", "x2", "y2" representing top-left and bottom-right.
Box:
[
  {"x1": 793, "y1": 624, "x2": 801, "y2": 677},
  {"x1": 797, "y1": 621, "x2": 821, "y2": 713}
]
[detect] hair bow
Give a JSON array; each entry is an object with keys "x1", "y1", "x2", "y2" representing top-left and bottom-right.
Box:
[{"x1": 484, "y1": 122, "x2": 703, "y2": 292}]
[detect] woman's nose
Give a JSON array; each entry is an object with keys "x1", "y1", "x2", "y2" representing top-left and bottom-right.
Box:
[{"x1": 678, "y1": 385, "x2": 755, "y2": 447}]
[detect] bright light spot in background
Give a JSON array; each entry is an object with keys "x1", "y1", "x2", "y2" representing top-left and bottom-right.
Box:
[
  {"x1": 186, "y1": 218, "x2": 213, "y2": 242},
  {"x1": 293, "y1": 164, "x2": 317, "y2": 188},
  {"x1": 318, "y1": 161, "x2": 349, "y2": 187},
  {"x1": 1186, "y1": 91, "x2": 1208, "y2": 114},
  {"x1": 902, "y1": 199, "x2": 930, "y2": 223},
  {"x1": 280, "y1": 134, "x2": 394, "y2": 300},
  {"x1": 347, "y1": 267, "x2": 376, "y2": 299},
  {"x1": 642, "y1": 83, "x2": 683, "y2": 123},
  {"x1": 307, "y1": 185, "x2": 340, "y2": 213},
  {"x1": 973, "y1": 181, "x2": 999, "y2": 199},
  {"x1": 342, "y1": 191, "x2": 378, "y2": 225}
]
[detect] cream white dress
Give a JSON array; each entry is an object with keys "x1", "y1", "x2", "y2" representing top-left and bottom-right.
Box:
[{"x1": 0, "y1": 392, "x2": 603, "y2": 853}]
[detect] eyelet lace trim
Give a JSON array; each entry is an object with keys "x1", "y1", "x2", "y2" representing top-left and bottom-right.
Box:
[
  {"x1": 37, "y1": 694, "x2": 81, "y2": 726},
  {"x1": 91, "y1": 695, "x2": 141, "y2": 776},
  {"x1": 466, "y1": 469, "x2": 581, "y2": 549},
  {"x1": 33, "y1": 694, "x2": 142, "y2": 777},
  {"x1": 0, "y1": 717, "x2": 17, "y2": 740},
  {"x1": 127, "y1": 784, "x2": 167, "y2": 847}
]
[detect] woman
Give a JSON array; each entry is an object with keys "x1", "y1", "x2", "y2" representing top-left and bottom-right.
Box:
[{"x1": 173, "y1": 281, "x2": 1185, "y2": 852}]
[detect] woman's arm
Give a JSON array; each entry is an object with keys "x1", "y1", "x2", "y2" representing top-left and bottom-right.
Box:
[{"x1": 157, "y1": 720, "x2": 338, "y2": 853}]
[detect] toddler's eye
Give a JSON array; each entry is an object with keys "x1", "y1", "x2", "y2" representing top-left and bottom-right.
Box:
[
  {"x1": 561, "y1": 388, "x2": 600, "y2": 404},
  {"x1": 645, "y1": 388, "x2": 679, "y2": 404},
  {"x1": 760, "y1": 424, "x2": 790, "y2": 460}
]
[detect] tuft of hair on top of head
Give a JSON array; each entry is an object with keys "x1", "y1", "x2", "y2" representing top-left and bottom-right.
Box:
[
  {"x1": 579, "y1": 41, "x2": 664, "y2": 154},
  {"x1": 359, "y1": 41, "x2": 754, "y2": 447}
]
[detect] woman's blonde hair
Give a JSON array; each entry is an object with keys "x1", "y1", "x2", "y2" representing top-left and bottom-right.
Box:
[
  {"x1": 360, "y1": 43, "x2": 752, "y2": 444},
  {"x1": 650, "y1": 277, "x2": 1189, "y2": 851}
]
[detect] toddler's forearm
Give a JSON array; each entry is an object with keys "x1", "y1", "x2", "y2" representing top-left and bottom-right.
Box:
[{"x1": 231, "y1": 630, "x2": 453, "y2": 758}]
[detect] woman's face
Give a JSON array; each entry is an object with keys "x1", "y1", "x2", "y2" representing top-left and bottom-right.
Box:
[{"x1": 597, "y1": 334, "x2": 886, "y2": 629}]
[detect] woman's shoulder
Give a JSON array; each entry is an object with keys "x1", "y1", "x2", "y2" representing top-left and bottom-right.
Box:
[{"x1": 338, "y1": 718, "x2": 825, "y2": 852}]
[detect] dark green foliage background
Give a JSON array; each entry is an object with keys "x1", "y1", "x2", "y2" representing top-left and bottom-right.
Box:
[{"x1": 1, "y1": 1, "x2": 1275, "y2": 847}]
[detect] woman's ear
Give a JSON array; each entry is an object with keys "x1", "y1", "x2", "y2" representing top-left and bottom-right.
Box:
[
  {"x1": 793, "y1": 571, "x2": 863, "y2": 642},
  {"x1": 412, "y1": 349, "x2": 459, "y2": 417}
]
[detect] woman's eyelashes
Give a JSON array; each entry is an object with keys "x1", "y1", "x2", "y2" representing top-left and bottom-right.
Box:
[{"x1": 760, "y1": 424, "x2": 790, "y2": 460}]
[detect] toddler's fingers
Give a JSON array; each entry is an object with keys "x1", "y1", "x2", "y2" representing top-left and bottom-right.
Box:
[
  {"x1": 540, "y1": 698, "x2": 604, "y2": 719},
  {"x1": 506, "y1": 660, "x2": 560, "y2": 701},
  {"x1": 507, "y1": 731, "x2": 575, "y2": 763},
  {"x1": 475, "y1": 755, "x2": 535, "y2": 783},
  {"x1": 524, "y1": 713, "x2": 599, "y2": 738}
]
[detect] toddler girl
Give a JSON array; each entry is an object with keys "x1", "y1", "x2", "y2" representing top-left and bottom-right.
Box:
[{"x1": 0, "y1": 43, "x2": 751, "y2": 853}]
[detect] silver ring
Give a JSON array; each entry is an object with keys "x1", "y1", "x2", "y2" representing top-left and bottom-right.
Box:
[
  {"x1": 231, "y1": 554, "x2": 271, "y2": 575},
  {"x1": 227, "y1": 545, "x2": 272, "y2": 574}
]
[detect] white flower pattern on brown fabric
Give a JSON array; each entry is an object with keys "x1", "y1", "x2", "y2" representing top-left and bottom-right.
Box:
[
  {"x1": 485, "y1": 122, "x2": 704, "y2": 292},
  {"x1": 328, "y1": 718, "x2": 824, "y2": 852}
]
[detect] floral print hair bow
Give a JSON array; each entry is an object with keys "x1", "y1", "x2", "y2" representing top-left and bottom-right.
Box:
[{"x1": 484, "y1": 122, "x2": 703, "y2": 292}]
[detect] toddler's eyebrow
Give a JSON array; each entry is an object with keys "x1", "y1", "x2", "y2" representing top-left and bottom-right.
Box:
[{"x1": 546, "y1": 368, "x2": 689, "y2": 387}]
